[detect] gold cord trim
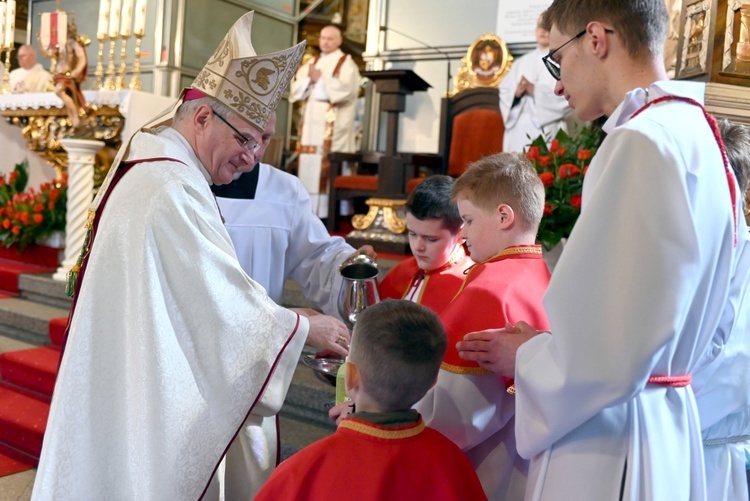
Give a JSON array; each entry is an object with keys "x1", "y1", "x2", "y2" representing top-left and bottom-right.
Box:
[
  {"x1": 338, "y1": 419, "x2": 425, "y2": 439},
  {"x1": 440, "y1": 361, "x2": 493, "y2": 375}
]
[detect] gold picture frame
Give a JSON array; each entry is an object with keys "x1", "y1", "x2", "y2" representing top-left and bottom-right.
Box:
[
  {"x1": 451, "y1": 34, "x2": 513, "y2": 96},
  {"x1": 718, "y1": 0, "x2": 750, "y2": 78},
  {"x1": 676, "y1": 0, "x2": 713, "y2": 79}
]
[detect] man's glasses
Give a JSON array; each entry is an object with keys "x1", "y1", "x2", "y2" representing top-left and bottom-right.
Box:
[
  {"x1": 542, "y1": 28, "x2": 614, "y2": 81},
  {"x1": 213, "y1": 110, "x2": 261, "y2": 153}
]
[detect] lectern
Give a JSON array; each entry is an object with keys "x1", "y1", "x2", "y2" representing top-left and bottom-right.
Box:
[{"x1": 345, "y1": 70, "x2": 431, "y2": 253}]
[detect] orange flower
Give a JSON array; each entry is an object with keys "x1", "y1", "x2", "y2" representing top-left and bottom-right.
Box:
[
  {"x1": 570, "y1": 194, "x2": 582, "y2": 209},
  {"x1": 11, "y1": 225, "x2": 20, "y2": 235},
  {"x1": 526, "y1": 146, "x2": 540, "y2": 161},
  {"x1": 558, "y1": 163, "x2": 581, "y2": 178},
  {"x1": 538, "y1": 155, "x2": 552, "y2": 167},
  {"x1": 549, "y1": 138, "x2": 560, "y2": 153},
  {"x1": 18, "y1": 212, "x2": 30, "y2": 225},
  {"x1": 2, "y1": 218, "x2": 10, "y2": 229},
  {"x1": 577, "y1": 149, "x2": 592, "y2": 161},
  {"x1": 33, "y1": 213, "x2": 43, "y2": 224},
  {"x1": 49, "y1": 189, "x2": 60, "y2": 202},
  {"x1": 539, "y1": 172, "x2": 555, "y2": 187},
  {"x1": 556, "y1": 147, "x2": 566, "y2": 157},
  {"x1": 33, "y1": 203, "x2": 44, "y2": 213}
]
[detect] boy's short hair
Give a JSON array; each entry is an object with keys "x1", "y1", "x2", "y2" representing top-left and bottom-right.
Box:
[
  {"x1": 451, "y1": 152, "x2": 544, "y2": 233},
  {"x1": 718, "y1": 118, "x2": 750, "y2": 198},
  {"x1": 542, "y1": 0, "x2": 668, "y2": 60},
  {"x1": 349, "y1": 300, "x2": 447, "y2": 410},
  {"x1": 406, "y1": 175, "x2": 463, "y2": 234}
]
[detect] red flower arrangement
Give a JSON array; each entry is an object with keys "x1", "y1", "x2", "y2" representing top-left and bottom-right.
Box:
[
  {"x1": 525, "y1": 125, "x2": 604, "y2": 251},
  {"x1": 0, "y1": 160, "x2": 67, "y2": 250}
]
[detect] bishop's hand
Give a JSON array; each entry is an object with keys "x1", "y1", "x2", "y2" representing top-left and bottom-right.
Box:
[{"x1": 456, "y1": 321, "x2": 540, "y2": 377}]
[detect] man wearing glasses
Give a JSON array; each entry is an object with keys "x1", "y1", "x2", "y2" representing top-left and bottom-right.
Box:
[
  {"x1": 33, "y1": 13, "x2": 349, "y2": 501},
  {"x1": 457, "y1": 1, "x2": 747, "y2": 499}
]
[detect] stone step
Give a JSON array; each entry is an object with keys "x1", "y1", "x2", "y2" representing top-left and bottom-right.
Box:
[
  {"x1": 17, "y1": 274, "x2": 72, "y2": 311},
  {"x1": 0, "y1": 298, "x2": 68, "y2": 346}
]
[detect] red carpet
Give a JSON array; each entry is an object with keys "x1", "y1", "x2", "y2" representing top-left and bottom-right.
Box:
[
  {"x1": 0, "y1": 449, "x2": 34, "y2": 477},
  {"x1": 0, "y1": 247, "x2": 66, "y2": 469}
]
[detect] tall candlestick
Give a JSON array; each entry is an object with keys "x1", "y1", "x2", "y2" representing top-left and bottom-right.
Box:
[
  {"x1": 0, "y1": 4, "x2": 6, "y2": 50},
  {"x1": 4, "y1": 0, "x2": 15, "y2": 49},
  {"x1": 97, "y1": 0, "x2": 111, "y2": 40},
  {"x1": 133, "y1": 0, "x2": 147, "y2": 37},
  {"x1": 108, "y1": 0, "x2": 121, "y2": 39},
  {"x1": 120, "y1": 0, "x2": 133, "y2": 38}
]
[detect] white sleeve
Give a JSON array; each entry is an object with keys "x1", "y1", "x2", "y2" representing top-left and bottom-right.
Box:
[
  {"x1": 314, "y1": 57, "x2": 360, "y2": 105},
  {"x1": 289, "y1": 64, "x2": 312, "y2": 103},
  {"x1": 285, "y1": 177, "x2": 355, "y2": 318},
  {"x1": 415, "y1": 369, "x2": 515, "y2": 451}
]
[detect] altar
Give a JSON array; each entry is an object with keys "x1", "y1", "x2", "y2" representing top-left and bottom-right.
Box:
[{"x1": 0, "y1": 90, "x2": 175, "y2": 187}]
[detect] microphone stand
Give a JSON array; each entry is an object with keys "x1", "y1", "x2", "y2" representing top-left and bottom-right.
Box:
[{"x1": 380, "y1": 26, "x2": 452, "y2": 96}]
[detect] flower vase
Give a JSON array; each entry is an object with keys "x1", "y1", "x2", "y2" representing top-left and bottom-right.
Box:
[
  {"x1": 542, "y1": 238, "x2": 567, "y2": 273},
  {"x1": 36, "y1": 231, "x2": 65, "y2": 249}
]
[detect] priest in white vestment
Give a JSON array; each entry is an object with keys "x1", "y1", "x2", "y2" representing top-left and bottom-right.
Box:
[
  {"x1": 458, "y1": 2, "x2": 742, "y2": 499},
  {"x1": 499, "y1": 15, "x2": 570, "y2": 153},
  {"x1": 31, "y1": 13, "x2": 343, "y2": 501},
  {"x1": 289, "y1": 25, "x2": 360, "y2": 219},
  {"x1": 9, "y1": 45, "x2": 52, "y2": 93}
]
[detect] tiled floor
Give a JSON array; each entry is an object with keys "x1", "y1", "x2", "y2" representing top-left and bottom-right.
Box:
[{"x1": 0, "y1": 335, "x2": 36, "y2": 501}]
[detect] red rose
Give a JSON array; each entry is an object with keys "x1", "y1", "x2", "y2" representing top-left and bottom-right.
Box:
[
  {"x1": 570, "y1": 194, "x2": 582, "y2": 209},
  {"x1": 526, "y1": 146, "x2": 540, "y2": 161},
  {"x1": 33, "y1": 203, "x2": 44, "y2": 213},
  {"x1": 577, "y1": 149, "x2": 592, "y2": 161},
  {"x1": 543, "y1": 203, "x2": 553, "y2": 216},
  {"x1": 49, "y1": 189, "x2": 60, "y2": 202},
  {"x1": 538, "y1": 155, "x2": 552, "y2": 167},
  {"x1": 549, "y1": 139, "x2": 559, "y2": 153},
  {"x1": 539, "y1": 172, "x2": 555, "y2": 187},
  {"x1": 2, "y1": 218, "x2": 10, "y2": 229},
  {"x1": 19, "y1": 212, "x2": 30, "y2": 225},
  {"x1": 556, "y1": 147, "x2": 566, "y2": 157},
  {"x1": 558, "y1": 163, "x2": 581, "y2": 178},
  {"x1": 11, "y1": 226, "x2": 20, "y2": 235},
  {"x1": 48, "y1": 202, "x2": 56, "y2": 211},
  {"x1": 33, "y1": 214, "x2": 43, "y2": 224}
]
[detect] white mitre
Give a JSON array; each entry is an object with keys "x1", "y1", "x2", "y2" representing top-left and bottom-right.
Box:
[{"x1": 190, "y1": 11, "x2": 306, "y2": 132}]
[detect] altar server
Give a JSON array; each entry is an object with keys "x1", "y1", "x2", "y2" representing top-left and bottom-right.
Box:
[{"x1": 458, "y1": 1, "x2": 741, "y2": 499}]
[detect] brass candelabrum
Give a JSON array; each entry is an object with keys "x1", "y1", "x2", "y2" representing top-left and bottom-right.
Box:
[
  {"x1": 0, "y1": 46, "x2": 13, "y2": 94},
  {"x1": 128, "y1": 32, "x2": 143, "y2": 90},
  {"x1": 115, "y1": 34, "x2": 129, "y2": 89},
  {"x1": 103, "y1": 35, "x2": 118, "y2": 90},
  {"x1": 92, "y1": 34, "x2": 108, "y2": 90}
]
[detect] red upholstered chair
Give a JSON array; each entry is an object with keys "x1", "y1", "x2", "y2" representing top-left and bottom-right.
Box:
[{"x1": 327, "y1": 87, "x2": 503, "y2": 231}]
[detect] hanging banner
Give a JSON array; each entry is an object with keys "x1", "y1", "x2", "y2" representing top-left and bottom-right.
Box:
[
  {"x1": 496, "y1": 1, "x2": 551, "y2": 44},
  {"x1": 39, "y1": 11, "x2": 68, "y2": 52}
]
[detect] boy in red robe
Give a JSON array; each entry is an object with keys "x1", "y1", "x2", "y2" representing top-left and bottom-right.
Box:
[
  {"x1": 415, "y1": 153, "x2": 551, "y2": 500},
  {"x1": 378, "y1": 175, "x2": 472, "y2": 314},
  {"x1": 255, "y1": 300, "x2": 487, "y2": 501}
]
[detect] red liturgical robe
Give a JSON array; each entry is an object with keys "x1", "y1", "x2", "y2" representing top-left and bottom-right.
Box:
[
  {"x1": 416, "y1": 245, "x2": 551, "y2": 500},
  {"x1": 378, "y1": 245, "x2": 472, "y2": 315},
  {"x1": 254, "y1": 415, "x2": 488, "y2": 501}
]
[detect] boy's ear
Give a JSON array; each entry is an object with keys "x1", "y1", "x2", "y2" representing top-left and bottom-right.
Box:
[
  {"x1": 497, "y1": 203, "x2": 515, "y2": 229},
  {"x1": 345, "y1": 360, "x2": 360, "y2": 394}
]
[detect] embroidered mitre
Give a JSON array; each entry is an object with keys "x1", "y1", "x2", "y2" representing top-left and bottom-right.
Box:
[{"x1": 191, "y1": 11, "x2": 306, "y2": 132}]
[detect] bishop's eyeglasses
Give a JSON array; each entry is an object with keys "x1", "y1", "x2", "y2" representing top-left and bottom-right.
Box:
[{"x1": 213, "y1": 110, "x2": 261, "y2": 153}]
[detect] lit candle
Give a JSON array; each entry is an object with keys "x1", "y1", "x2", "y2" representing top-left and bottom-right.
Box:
[
  {"x1": 0, "y1": 4, "x2": 6, "y2": 51},
  {"x1": 120, "y1": 0, "x2": 133, "y2": 38},
  {"x1": 4, "y1": 0, "x2": 15, "y2": 49},
  {"x1": 97, "y1": 0, "x2": 111, "y2": 39},
  {"x1": 133, "y1": 0, "x2": 147, "y2": 37},
  {"x1": 108, "y1": 0, "x2": 121, "y2": 39}
]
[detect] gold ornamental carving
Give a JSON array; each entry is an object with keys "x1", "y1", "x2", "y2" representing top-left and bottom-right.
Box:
[
  {"x1": 351, "y1": 198, "x2": 407, "y2": 233},
  {"x1": 451, "y1": 34, "x2": 513, "y2": 96},
  {"x1": 1, "y1": 106, "x2": 123, "y2": 186}
]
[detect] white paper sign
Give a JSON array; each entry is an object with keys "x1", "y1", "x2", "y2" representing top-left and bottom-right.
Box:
[{"x1": 496, "y1": 1, "x2": 551, "y2": 44}]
